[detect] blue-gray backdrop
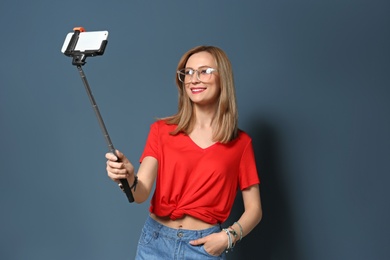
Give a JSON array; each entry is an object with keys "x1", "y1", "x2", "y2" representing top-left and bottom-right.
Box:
[{"x1": 1, "y1": 0, "x2": 389, "y2": 259}]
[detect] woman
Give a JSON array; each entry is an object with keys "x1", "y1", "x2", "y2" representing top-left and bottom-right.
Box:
[{"x1": 106, "y1": 46, "x2": 262, "y2": 259}]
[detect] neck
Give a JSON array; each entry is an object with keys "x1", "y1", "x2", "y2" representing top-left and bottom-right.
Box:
[{"x1": 193, "y1": 104, "x2": 217, "y2": 129}]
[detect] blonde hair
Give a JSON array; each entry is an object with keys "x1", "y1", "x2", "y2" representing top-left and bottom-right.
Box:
[{"x1": 164, "y1": 46, "x2": 238, "y2": 143}]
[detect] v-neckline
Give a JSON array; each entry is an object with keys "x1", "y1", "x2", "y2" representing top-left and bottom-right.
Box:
[{"x1": 187, "y1": 135, "x2": 219, "y2": 151}]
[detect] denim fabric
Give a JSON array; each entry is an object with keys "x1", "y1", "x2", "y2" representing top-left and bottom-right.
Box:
[{"x1": 135, "y1": 216, "x2": 227, "y2": 260}]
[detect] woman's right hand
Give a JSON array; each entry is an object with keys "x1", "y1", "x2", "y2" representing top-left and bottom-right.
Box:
[{"x1": 105, "y1": 150, "x2": 135, "y2": 183}]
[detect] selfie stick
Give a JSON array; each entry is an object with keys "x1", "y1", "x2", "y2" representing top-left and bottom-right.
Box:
[{"x1": 63, "y1": 27, "x2": 134, "y2": 203}]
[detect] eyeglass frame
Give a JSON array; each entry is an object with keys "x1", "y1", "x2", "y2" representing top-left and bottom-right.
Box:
[{"x1": 177, "y1": 66, "x2": 218, "y2": 83}]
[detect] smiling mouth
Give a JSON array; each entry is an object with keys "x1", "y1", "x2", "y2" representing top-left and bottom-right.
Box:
[{"x1": 190, "y1": 87, "x2": 206, "y2": 94}]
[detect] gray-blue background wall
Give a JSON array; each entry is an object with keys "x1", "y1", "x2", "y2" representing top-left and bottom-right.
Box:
[{"x1": 1, "y1": 1, "x2": 389, "y2": 259}]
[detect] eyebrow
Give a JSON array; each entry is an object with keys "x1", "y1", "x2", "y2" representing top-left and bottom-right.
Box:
[{"x1": 184, "y1": 65, "x2": 214, "y2": 69}]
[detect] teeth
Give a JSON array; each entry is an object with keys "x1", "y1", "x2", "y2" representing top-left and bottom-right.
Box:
[{"x1": 191, "y1": 88, "x2": 205, "y2": 92}]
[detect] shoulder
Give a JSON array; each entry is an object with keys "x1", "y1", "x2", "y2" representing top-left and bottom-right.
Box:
[
  {"x1": 237, "y1": 129, "x2": 252, "y2": 143},
  {"x1": 224, "y1": 129, "x2": 253, "y2": 149},
  {"x1": 149, "y1": 120, "x2": 177, "y2": 132}
]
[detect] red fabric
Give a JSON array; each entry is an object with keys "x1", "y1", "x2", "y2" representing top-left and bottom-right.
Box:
[{"x1": 140, "y1": 120, "x2": 260, "y2": 224}]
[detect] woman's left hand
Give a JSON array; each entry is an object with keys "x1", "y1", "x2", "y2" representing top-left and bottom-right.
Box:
[{"x1": 189, "y1": 230, "x2": 228, "y2": 256}]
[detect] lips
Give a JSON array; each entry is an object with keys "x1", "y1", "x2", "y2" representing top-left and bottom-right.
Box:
[{"x1": 190, "y1": 87, "x2": 206, "y2": 94}]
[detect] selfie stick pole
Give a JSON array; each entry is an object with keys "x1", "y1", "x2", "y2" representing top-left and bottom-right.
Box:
[{"x1": 64, "y1": 27, "x2": 134, "y2": 203}]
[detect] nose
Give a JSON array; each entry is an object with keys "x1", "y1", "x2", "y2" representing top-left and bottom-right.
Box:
[{"x1": 190, "y1": 70, "x2": 200, "y2": 84}]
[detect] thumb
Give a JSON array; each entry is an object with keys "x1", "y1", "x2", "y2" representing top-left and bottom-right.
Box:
[
  {"x1": 114, "y1": 149, "x2": 125, "y2": 161},
  {"x1": 189, "y1": 237, "x2": 206, "y2": 246}
]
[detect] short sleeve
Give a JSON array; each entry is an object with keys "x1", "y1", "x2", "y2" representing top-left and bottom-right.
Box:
[
  {"x1": 238, "y1": 140, "x2": 260, "y2": 190},
  {"x1": 140, "y1": 122, "x2": 160, "y2": 163}
]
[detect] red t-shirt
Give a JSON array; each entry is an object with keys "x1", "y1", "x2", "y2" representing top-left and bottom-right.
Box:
[{"x1": 140, "y1": 120, "x2": 260, "y2": 224}]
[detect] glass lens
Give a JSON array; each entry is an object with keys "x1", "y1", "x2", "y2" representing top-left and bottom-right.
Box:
[
  {"x1": 177, "y1": 67, "x2": 215, "y2": 83},
  {"x1": 177, "y1": 69, "x2": 187, "y2": 82},
  {"x1": 198, "y1": 67, "x2": 213, "y2": 82},
  {"x1": 178, "y1": 68, "x2": 194, "y2": 83}
]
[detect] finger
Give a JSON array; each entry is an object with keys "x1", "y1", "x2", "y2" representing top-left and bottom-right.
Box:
[
  {"x1": 113, "y1": 168, "x2": 128, "y2": 175},
  {"x1": 105, "y1": 152, "x2": 118, "y2": 161},
  {"x1": 107, "y1": 160, "x2": 124, "y2": 169},
  {"x1": 106, "y1": 166, "x2": 129, "y2": 178},
  {"x1": 106, "y1": 162, "x2": 127, "y2": 173},
  {"x1": 189, "y1": 237, "x2": 206, "y2": 246},
  {"x1": 107, "y1": 171, "x2": 128, "y2": 180}
]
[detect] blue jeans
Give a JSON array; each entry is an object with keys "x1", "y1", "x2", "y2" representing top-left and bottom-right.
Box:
[{"x1": 135, "y1": 215, "x2": 227, "y2": 260}]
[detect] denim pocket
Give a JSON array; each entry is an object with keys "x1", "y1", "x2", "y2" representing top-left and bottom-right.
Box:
[
  {"x1": 200, "y1": 245, "x2": 223, "y2": 258},
  {"x1": 138, "y1": 228, "x2": 156, "y2": 246}
]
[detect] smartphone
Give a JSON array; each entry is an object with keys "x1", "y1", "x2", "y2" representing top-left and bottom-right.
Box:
[{"x1": 61, "y1": 30, "x2": 108, "y2": 55}]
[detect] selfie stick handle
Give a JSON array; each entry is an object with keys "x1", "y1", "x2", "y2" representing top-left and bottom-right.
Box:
[{"x1": 76, "y1": 65, "x2": 135, "y2": 203}]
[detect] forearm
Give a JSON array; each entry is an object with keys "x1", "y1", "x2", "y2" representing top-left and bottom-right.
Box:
[
  {"x1": 127, "y1": 156, "x2": 158, "y2": 203},
  {"x1": 231, "y1": 205, "x2": 262, "y2": 241},
  {"x1": 229, "y1": 185, "x2": 262, "y2": 243},
  {"x1": 128, "y1": 175, "x2": 151, "y2": 203}
]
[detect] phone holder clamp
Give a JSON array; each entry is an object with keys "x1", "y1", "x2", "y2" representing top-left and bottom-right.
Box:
[{"x1": 64, "y1": 27, "x2": 107, "y2": 66}]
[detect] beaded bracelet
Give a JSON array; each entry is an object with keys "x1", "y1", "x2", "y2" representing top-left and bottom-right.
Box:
[
  {"x1": 129, "y1": 175, "x2": 138, "y2": 191},
  {"x1": 234, "y1": 221, "x2": 243, "y2": 242},
  {"x1": 222, "y1": 228, "x2": 233, "y2": 253},
  {"x1": 228, "y1": 226, "x2": 238, "y2": 239}
]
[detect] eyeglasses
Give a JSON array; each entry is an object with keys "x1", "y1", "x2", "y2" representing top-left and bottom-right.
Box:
[{"x1": 177, "y1": 66, "x2": 217, "y2": 83}]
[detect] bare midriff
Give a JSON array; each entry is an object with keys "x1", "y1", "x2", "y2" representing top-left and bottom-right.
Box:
[{"x1": 150, "y1": 213, "x2": 215, "y2": 230}]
